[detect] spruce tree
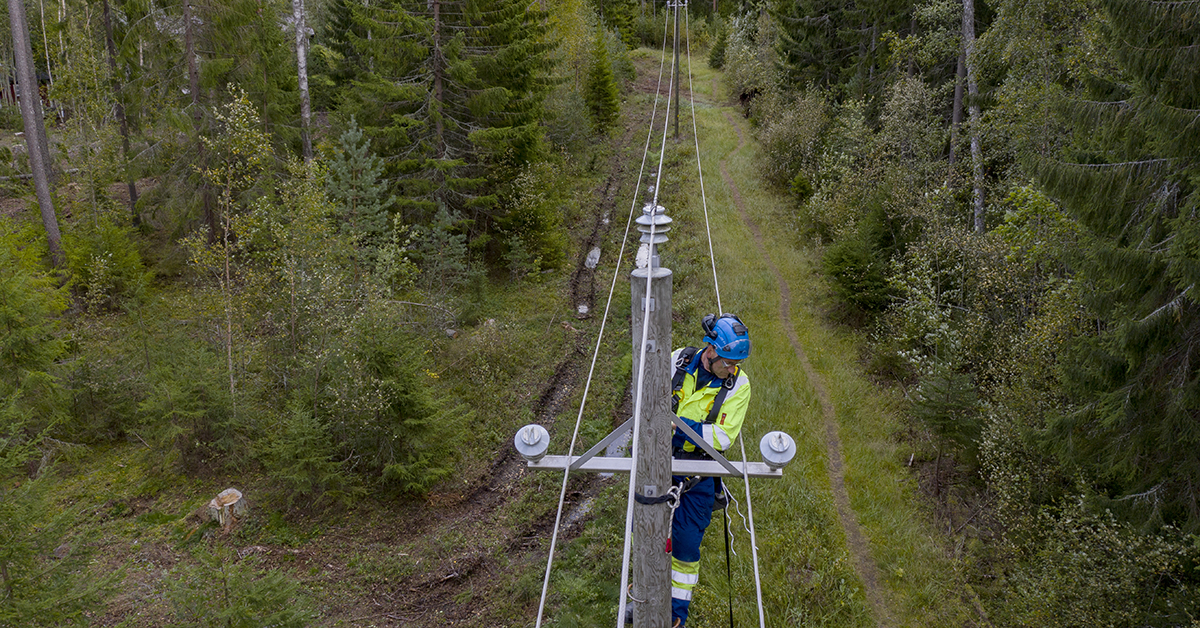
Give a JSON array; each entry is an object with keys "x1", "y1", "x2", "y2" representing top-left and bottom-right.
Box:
[
  {"x1": 328, "y1": 117, "x2": 393, "y2": 271},
  {"x1": 1035, "y1": 0, "x2": 1200, "y2": 530},
  {"x1": 584, "y1": 29, "x2": 620, "y2": 133},
  {"x1": 351, "y1": 0, "x2": 556, "y2": 232}
]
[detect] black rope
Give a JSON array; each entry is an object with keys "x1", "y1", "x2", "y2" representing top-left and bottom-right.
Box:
[{"x1": 724, "y1": 501, "x2": 735, "y2": 628}]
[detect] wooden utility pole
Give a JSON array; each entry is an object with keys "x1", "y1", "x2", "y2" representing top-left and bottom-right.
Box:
[
  {"x1": 672, "y1": 1, "x2": 680, "y2": 138},
  {"x1": 629, "y1": 260, "x2": 674, "y2": 627}
]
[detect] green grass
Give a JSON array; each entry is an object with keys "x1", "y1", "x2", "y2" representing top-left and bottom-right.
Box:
[{"x1": 626, "y1": 51, "x2": 974, "y2": 627}]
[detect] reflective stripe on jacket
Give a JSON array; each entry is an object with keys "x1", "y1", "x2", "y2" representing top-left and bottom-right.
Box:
[{"x1": 670, "y1": 347, "x2": 751, "y2": 454}]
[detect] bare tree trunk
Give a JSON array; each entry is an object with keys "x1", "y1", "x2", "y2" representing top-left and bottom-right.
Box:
[
  {"x1": 9, "y1": 0, "x2": 63, "y2": 267},
  {"x1": 949, "y1": 51, "x2": 964, "y2": 174},
  {"x1": 293, "y1": 0, "x2": 312, "y2": 162},
  {"x1": 432, "y1": 0, "x2": 444, "y2": 160},
  {"x1": 184, "y1": 0, "x2": 217, "y2": 242},
  {"x1": 963, "y1": 0, "x2": 985, "y2": 233},
  {"x1": 102, "y1": 0, "x2": 140, "y2": 225}
]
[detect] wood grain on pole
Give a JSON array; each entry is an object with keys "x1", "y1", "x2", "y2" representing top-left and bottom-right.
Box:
[{"x1": 630, "y1": 266, "x2": 673, "y2": 627}]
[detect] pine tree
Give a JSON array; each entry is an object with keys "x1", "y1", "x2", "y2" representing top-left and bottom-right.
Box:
[{"x1": 1035, "y1": 0, "x2": 1200, "y2": 530}]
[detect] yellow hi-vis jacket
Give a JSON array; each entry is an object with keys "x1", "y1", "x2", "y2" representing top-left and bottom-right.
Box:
[{"x1": 671, "y1": 347, "x2": 752, "y2": 455}]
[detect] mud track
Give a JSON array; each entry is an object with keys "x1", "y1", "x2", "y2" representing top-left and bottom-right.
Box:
[
  {"x1": 364, "y1": 89, "x2": 653, "y2": 627},
  {"x1": 718, "y1": 110, "x2": 893, "y2": 628}
]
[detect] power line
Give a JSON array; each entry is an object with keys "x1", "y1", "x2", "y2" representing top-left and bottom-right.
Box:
[{"x1": 532, "y1": 11, "x2": 675, "y2": 627}]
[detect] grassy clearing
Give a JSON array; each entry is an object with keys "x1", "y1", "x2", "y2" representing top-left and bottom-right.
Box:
[{"x1": 666, "y1": 56, "x2": 973, "y2": 626}]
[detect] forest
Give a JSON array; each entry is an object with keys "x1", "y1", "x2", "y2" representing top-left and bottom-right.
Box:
[{"x1": 0, "y1": 0, "x2": 1198, "y2": 625}]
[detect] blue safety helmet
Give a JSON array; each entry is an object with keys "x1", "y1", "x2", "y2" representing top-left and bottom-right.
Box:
[{"x1": 701, "y1": 313, "x2": 751, "y2": 360}]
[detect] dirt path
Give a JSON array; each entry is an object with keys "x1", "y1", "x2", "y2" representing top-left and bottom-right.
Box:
[{"x1": 717, "y1": 110, "x2": 893, "y2": 628}]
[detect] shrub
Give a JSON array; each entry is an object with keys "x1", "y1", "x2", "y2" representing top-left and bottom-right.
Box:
[
  {"x1": 319, "y1": 307, "x2": 467, "y2": 495},
  {"x1": 64, "y1": 216, "x2": 151, "y2": 311},
  {"x1": 708, "y1": 20, "x2": 728, "y2": 69},
  {"x1": 755, "y1": 89, "x2": 830, "y2": 187},
  {"x1": 497, "y1": 163, "x2": 567, "y2": 280},
  {"x1": 263, "y1": 407, "x2": 364, "y2": 508},
  {"x1": 994, "y1": 500, "x2": 1200, "y2": 628},
  {"x1": 167, "y1": 548, "x2": 314, "y2": 628},
  {"x1": 823, "y1": 237, "x2": 889, "y2": 313}
]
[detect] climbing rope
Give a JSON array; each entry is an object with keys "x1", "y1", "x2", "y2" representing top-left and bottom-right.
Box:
[{"x1": 533, "y1": 9, "x2": 676, "y2": 628}]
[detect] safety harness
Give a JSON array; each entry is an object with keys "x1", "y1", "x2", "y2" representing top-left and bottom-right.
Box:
[{"x1": 670, "y1": 346, "x2": 738, "y2": 423}]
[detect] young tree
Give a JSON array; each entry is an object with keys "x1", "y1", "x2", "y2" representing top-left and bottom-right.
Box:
[
  {"x1": 584, "y1": 29, "x2": 620, "y2": 132},
  {"x1": 101, "y1": 0, "x2": 140, "y2": 224},
  {"x1": 327, "y1": 117, "x2": 393, "y2": 271}
]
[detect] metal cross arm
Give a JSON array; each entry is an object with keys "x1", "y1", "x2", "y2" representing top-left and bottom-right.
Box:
[{"x1": 513, "y1": 421, "x2": 797, "y2": 479}]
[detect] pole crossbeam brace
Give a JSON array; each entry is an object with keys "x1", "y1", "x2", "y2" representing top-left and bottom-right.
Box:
[
  {"x1": 559, "y1": 415, "x2": 750, "y2": 478},
  {"x1": 527, "y1": 455, "x2": 782, "y2": 479},
  {"x1": 570, "y1": 418, "x2": 632, "y2": 471},
  {"x1": 669, "y1": 415, "x2": 742, "y2": 476}
]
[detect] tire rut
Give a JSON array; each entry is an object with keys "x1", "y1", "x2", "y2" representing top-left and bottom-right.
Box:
[
  {"x1": 718, "y1": 110, "x2": 894, "y2": 628},
  {"x1": 386, "y1": 106, "x2": 648, "y2": 626}
]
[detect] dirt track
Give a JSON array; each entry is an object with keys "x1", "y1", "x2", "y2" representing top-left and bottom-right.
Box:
[{"x1": 717, "y1": 110, "x2": 893, "y2": 628}]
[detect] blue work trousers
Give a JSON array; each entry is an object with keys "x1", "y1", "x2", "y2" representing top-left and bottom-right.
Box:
[{"x1": 670, "y1": 475, "x2": 715, "y2": 627}]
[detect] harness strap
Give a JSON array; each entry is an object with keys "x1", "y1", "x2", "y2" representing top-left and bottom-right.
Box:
[
  {"x1": 672, "y1": 346, "x2": 739, "y2": 425},
  {"x1": 705, "y1": 373, "x2": 736, "y2": 425}
]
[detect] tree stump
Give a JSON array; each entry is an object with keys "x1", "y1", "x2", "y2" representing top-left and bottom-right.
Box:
[{"x1": 207, "y1": 488, "x2": 248, "y2": 531}]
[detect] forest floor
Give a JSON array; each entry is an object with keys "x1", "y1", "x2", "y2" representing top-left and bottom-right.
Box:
[{"x1": 34, "y1": 49, "x2": 985, "y2": 628}]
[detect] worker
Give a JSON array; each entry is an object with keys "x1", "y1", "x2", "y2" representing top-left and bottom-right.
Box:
[{"x1": 668, "y1": 313, "x2": 752, "y2": 628}]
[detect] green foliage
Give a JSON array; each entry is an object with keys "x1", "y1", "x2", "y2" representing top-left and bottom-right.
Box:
[
  {"x1": 63, "y1": 216, "x2": 152, "y2": 311},
  {"x1": 912, "y1": 361, "x2": 980, "y2": 457},
  {"x1": 0, "y1": 225, "x2": 68, "y2": 443},
  {"x1": 264, "y1": 407, "x2": 363, "y2": 508},
  {"x1": 754, "y1": 89, "x2": 830, "y2": 187},
  {"x1": 136, "y1": 339, "x2": 238, "y2": 474},
  {"x1": 823, "y1": 237, "x2": 890, "y2": 314},
  {"x1": 773, "y1": 0, "x2": 915, "y2": 100},
  {"x1": 994, "y1": 500, "x2": 1200, "y2": 627},
  {"x1": 415, "y1": 203, "x2": 474, "y2": 297},
  {"x1": 1032, "y1": 0, "x2": 1200, "y2": 530},
  {"x1": 351, "y1": 0, "x2": 557, "y2": 229},
  {"x1": 708, "y1": 19, "x2": 728, "y2": 69},
  {"x1": 327, "y1": 116, "x2": 394, "y2": 272},
  {"x1": 497, "y1": 165, "x2": 568, "y2": 281},
  {"x1": 166, "y1": 548, "x2": 314, "y2": 628},
  {"x1": 0, "y1": 475, "x2": 111, "y2": 627},
  {"x1": 722, "y1": 13, "x2": 778, "y2": 107},
  {"x1": 584, "y1": 30, "x2": 621, "y2": 134},
  {"x1": 319, "y1": 306, "x2": 465, "y2": 495}
]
